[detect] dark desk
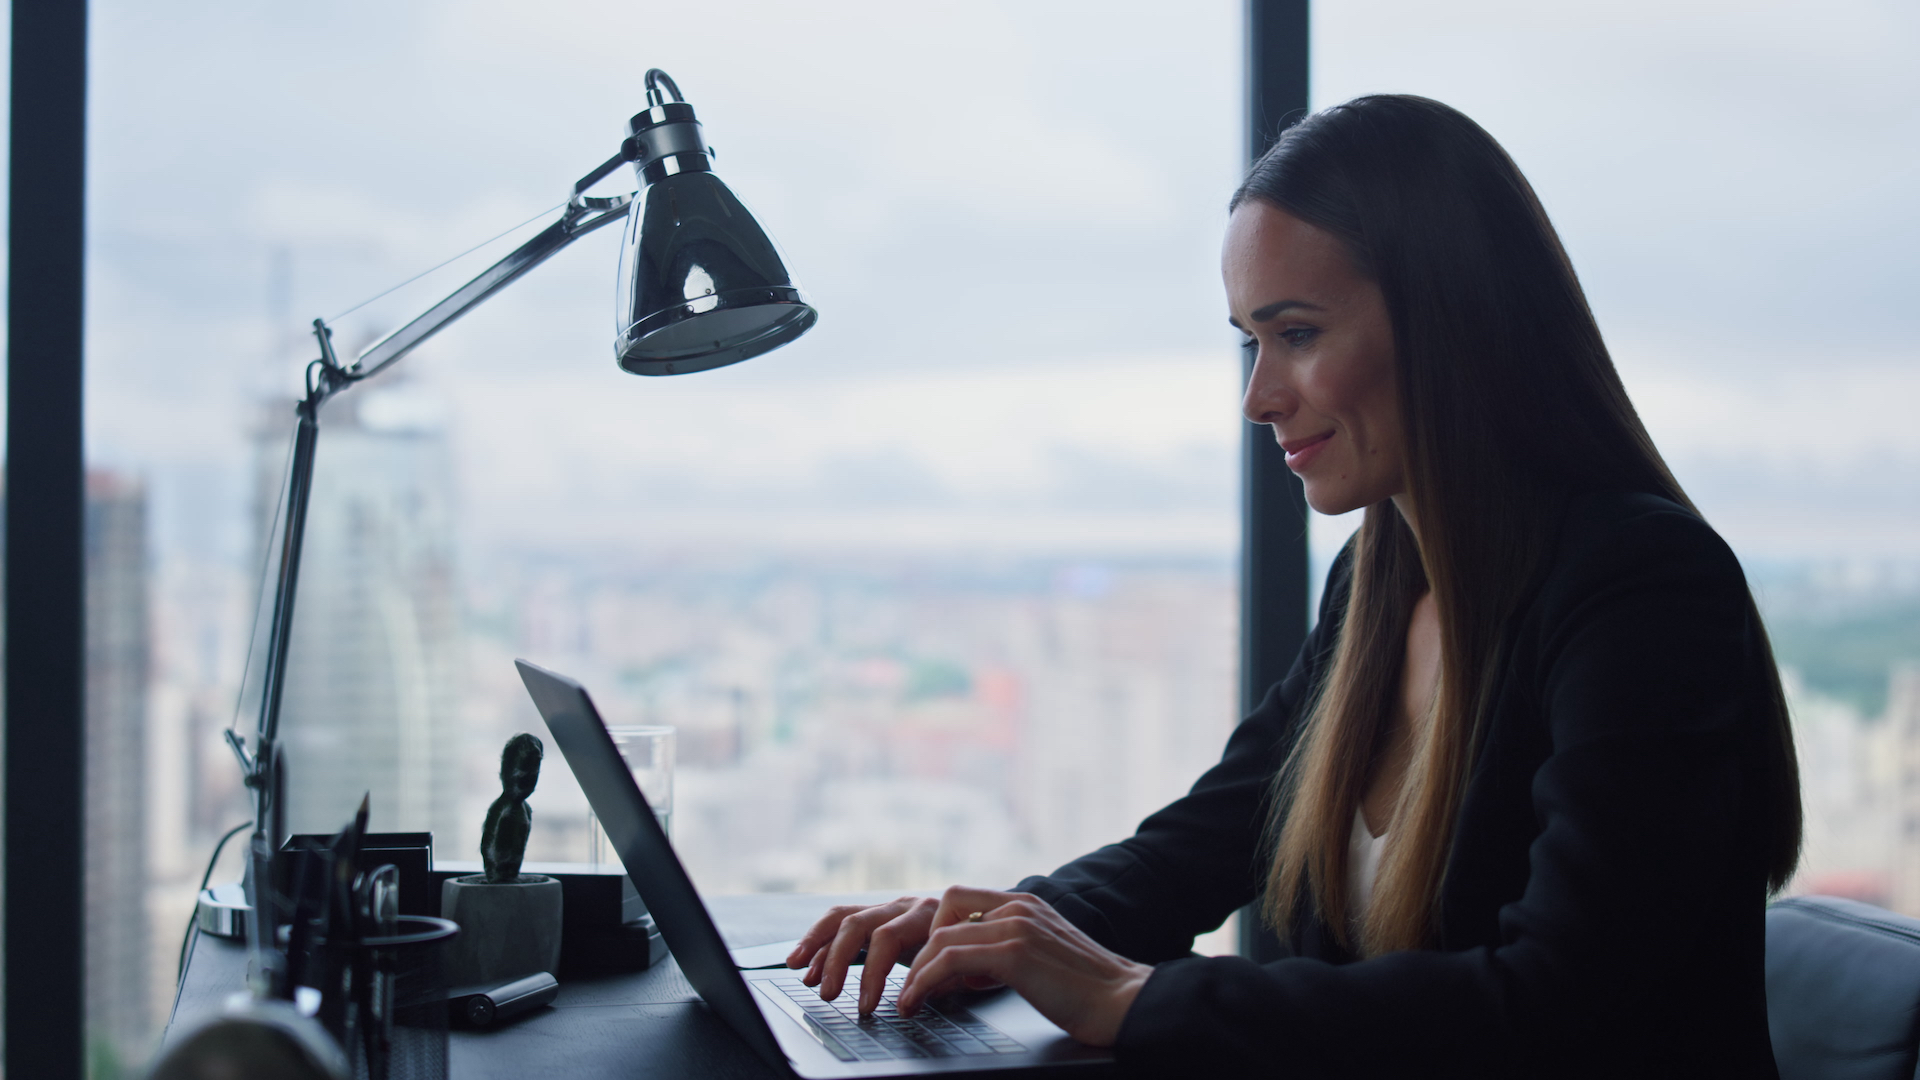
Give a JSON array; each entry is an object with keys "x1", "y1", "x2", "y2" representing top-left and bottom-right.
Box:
[{"x1": 168, "y1": 891, "x2": 898, "y2": 1079}]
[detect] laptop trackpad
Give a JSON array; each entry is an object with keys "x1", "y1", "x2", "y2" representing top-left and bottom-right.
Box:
[{"x1": 730, "y1": 939, "x2": 803, "y2": 970}]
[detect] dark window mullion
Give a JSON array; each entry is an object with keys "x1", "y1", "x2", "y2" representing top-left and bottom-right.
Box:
[
  {"x1": 1238, "y1": 0, "x2": 1312, "y2": 966},
  {"x1": 6, "y1": 1, "x2": 91, "y2": 1076}
]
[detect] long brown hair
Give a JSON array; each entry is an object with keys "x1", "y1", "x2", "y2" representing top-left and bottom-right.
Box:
[{"x1": 1238, "y1": 96, "x2": 1802, "y2": 956}]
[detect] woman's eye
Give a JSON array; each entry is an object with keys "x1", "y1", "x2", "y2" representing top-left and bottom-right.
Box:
[
  {"x1": 1279, "y1": 327, "x2": 1318, "y2": 347},
  {"x1": 1238, "y1": 335, "x2": 1258, "y2": 349}
]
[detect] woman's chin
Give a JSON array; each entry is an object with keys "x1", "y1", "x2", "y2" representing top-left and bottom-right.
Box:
[
  {"x1": 1303, "y1": 489, "x2": 1367, "y2": 518},
  {"x1": 1302, "y1": 477, "x2": 1404, "y2": 519}
]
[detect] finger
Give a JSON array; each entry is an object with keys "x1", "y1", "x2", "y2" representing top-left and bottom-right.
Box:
[
  {"x1": 859, "y1": 900, "x2": 935, "y2": 1014},
  {"x1": 899, "y1": 932, "x2": 1019, "y2": 1016},
  {"x1": 803, "y1": 913, "x2": 856, "y2": 984},
  {"x1": 788, "y1": 905, "x2": 863, "y2": 969},
  {"x1": 930, "y1": 885, "x2": 1024, "y2": 932},
  {"x1": 907, "y1": 905, "x2": 1009, "y2": 992},
  {"x1": 805, "y1": 906, "x2": 872, "y2": 986},
  {"x1": 900, "y1": 918, "x2": 1019, "y2": 1012},
  {"x1": 820, "y1": 902, "x2": 907, "y2": 999},
  {"x1": 814, "y1": 914, "x2": 869, "y2": 995},
  {"x1": 804, "y1": 910, "x2": 871, "y2": 984}
]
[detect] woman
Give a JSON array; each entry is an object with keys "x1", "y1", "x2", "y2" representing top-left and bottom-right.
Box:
[{"x1": 788, "y1": 95, "x2": 1802, "y2": 1078}]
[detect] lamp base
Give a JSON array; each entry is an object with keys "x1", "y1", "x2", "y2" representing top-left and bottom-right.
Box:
[{"x1": 195, "y1": 881, "x2": 250, "y2": 939}]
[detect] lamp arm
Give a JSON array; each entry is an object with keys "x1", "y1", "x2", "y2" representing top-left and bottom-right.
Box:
[
  {"x1": 253, "y1": 193, "x2": 633, "y2": 762},
  {"x1": 254, "y1": 152, "x2": 638, "y2": 754},
  {"x1": 347, "y1": 191, "x2": 632, "y2": 382},
  {"x1": 235, "y1": 159, "x2": 638, "y2": 948}
]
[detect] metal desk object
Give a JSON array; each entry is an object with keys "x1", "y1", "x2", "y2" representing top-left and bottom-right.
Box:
[{"x1": 169, "y1": 892, "x2": 889, "y2": 1079}]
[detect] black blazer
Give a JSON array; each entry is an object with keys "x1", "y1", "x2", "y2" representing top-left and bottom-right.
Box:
[{"x1": 1016, "y1": 491, "x2": 1783, "y2": 1078}]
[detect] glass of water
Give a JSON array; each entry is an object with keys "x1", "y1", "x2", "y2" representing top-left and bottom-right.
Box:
[{"x1": 589, "y1": 724, "x2": 675, "y2": 868}]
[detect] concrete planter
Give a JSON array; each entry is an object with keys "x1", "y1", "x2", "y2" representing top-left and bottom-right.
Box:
[{"x1": 440, "y1": 874, "x2": 564, "y2": 989}]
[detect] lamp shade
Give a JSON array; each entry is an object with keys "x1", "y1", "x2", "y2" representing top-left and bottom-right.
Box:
[{"x1": 613, "y1": 91, "x2": 817, "y2": 376}]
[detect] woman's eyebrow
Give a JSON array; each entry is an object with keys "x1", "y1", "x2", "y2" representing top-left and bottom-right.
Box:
[
  {"x1": 1228, "y1": 299, "x2": 1324, "y2": 331},
  {"x1": 1250, "y1": 299, "x2": 1323, "y2": 322}
]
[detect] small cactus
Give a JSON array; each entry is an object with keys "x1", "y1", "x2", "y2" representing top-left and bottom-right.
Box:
[{"x1": 481, "y1": 733, "x2": 543, "y2": 884}]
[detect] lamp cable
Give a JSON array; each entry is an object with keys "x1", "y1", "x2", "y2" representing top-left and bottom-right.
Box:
[
  {"x1": 227, "y1": 422, "x2": 299, "y2": 751},
  {"x1": 324, "y1": 201, "x2": 566, "y2": 325},
  {"x1": 177, "y1": 821, "x2": 255, "y2": 987}
]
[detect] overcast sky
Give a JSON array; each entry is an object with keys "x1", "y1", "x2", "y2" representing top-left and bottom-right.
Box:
[{"x1": 65, "y1": 0, "x2": 1920, "y2": 569}]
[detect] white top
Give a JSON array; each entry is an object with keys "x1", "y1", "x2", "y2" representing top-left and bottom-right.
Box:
[{"x1": 1348, "y1": 807, "x2": 1389, "y2": 916}]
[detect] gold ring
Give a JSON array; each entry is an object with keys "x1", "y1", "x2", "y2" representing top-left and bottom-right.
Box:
[{"x1": 967, "y1": 911, "x2": 984, "y2": 923}]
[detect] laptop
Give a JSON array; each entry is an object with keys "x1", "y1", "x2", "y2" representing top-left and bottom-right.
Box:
[{"x1": 516, "y1": 660, "x2": 1117, "y2": 1078}]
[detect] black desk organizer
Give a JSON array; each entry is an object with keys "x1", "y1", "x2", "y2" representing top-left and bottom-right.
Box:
[
  {"x1": 287, "y1": 834, "x2": 667, "y2": 978},
  {"x1": 430, "y1": 859, "x2": 668, "y2": 976},
  {"x1": 286, "y1": 832, "x2": 436, "y2": 916}
]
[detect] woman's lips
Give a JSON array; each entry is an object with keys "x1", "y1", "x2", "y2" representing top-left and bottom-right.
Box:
[{"x1": 1281, "y1": 430, "x2": 1334, "y2": 472}]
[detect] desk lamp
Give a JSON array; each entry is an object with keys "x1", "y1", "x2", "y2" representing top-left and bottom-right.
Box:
[{"x1": 195, "y1": 69, "x2": 816, "y2": 997}]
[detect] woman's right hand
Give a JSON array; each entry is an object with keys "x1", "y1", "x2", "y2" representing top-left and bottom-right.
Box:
[{"x1": 787, "y1": 896, "x2": 940, "y2": 1014}]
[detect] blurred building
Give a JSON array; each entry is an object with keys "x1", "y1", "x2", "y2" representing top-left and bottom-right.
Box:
[
  {"x1": 479, "y1": 552, "x2": 1238, "y2": 896},
  {"x1": 84, "y1": 471, "x2": 153, "y2": 1067},
  {"x1": 1890, "y1": 666, "x2": 1920, "y2": 914},
  {"x1": 1013, "y1": 565, "x2": 1237, "y2": 869},
  {"x1": 251, "y1": 385, "x2": 465, "y2": 841},
  {"x1": 1784, "y1": 664, "x2": 1920, "y2": 914}
]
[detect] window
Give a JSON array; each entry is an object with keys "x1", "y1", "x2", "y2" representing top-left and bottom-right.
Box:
[
  {"x1": 78, "y1": 3, "x2": 1918, "y2": 1071},
  {"x1": 86, "y1": 4, "x2": 1242, "y2": 1068}
]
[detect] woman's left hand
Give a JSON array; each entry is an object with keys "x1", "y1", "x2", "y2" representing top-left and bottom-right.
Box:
[{"x1": 896, "y1": 886, "x2": 1152, "y2": 1048}]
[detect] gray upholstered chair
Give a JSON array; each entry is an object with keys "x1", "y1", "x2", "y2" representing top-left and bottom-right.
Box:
[{"x1": 1767, "y1": 895, "x2": 1920, "y2": 1080}]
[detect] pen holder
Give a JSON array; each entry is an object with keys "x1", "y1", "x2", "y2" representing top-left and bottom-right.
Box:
[{"x1": 347, "y1": 915, "x2": 457, "y2": 1080}]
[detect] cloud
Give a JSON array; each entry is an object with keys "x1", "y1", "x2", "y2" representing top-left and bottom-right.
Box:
[
  {"x1": 1611, "y1": 329, "x2": 1920, "y2": 464},
  {"x1": 1316, "y1": 0, "x2": 1920, "y2": 349},
  {"x1": 67, "y1": 0, "x2": 1920, "y2": 569}
]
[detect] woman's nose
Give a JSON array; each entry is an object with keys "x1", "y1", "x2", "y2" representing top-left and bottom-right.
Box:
[{"x1": 1241, "y1": 348, "x2": 1295, "y2": 426}]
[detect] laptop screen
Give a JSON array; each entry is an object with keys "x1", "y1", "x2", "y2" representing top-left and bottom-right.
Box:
[{"x1": 515, "y1": 659, "x2": 788, "y2": 1069}]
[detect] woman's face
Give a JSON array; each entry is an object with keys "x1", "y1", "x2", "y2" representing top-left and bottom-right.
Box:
[{"x1": 1223, "y1": 200, "x2": 1407, "y2": 518}]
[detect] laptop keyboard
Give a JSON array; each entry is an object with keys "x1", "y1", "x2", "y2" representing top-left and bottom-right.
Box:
[{"x1": 767, "y1": 974, "x2": 1028, "y2": 1061}]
